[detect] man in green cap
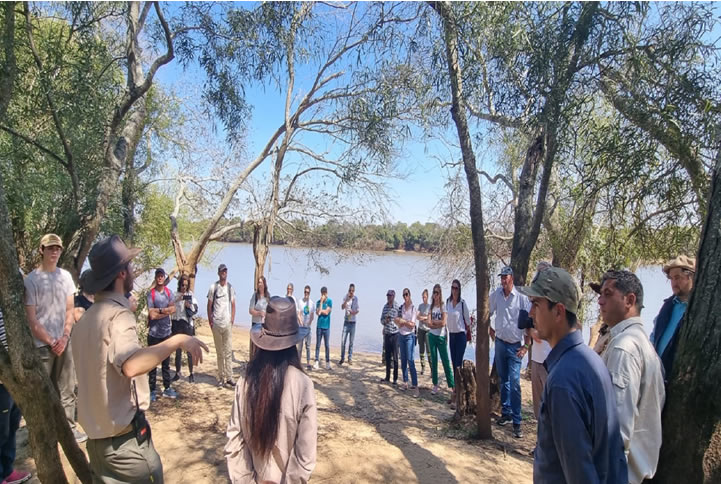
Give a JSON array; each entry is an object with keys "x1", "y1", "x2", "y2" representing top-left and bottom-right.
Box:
[{"x1": 518, "y1": 267, "x2": 627, "y2": 484}]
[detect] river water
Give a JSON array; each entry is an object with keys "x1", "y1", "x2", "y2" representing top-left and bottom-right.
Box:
[{"x1": 182, "y1": 243, "x2": 668, "y2": 363}]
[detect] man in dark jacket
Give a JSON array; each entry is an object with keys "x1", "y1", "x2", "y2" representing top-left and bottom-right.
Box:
[{"x1": 651, "y1": 255, "x2": 695, "y2": 383}]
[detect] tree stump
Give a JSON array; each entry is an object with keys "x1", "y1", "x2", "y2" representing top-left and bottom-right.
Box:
[
  {"x1": 454, "y1": 360, "x2": 478, "y2": 419},
  {"x1": 454, "y1": 360, "x2": 502, "y2": 420}
]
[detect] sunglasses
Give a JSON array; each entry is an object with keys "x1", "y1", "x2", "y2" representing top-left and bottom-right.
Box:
[
  {"x1": 452, "y1": 286, "x2": 459, "y2": 290},
  {"x1": 403, "y1": 292, "x2": 409, "y2": 297},
  {"x1": 433, "y1": 290, "x2": 440, "y2": 295},
  {"x1": 304, "y1": 290, "x2": 310, "y2": 294}
]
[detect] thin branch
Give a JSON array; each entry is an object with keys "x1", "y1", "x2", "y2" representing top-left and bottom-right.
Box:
[{"x1": 0, "y1": 124, "x2": 68, "y2": 167}]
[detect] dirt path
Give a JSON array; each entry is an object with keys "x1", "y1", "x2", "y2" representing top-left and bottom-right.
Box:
[{"x1": 16, "y1": 324, "x2": 536, "y2": 483}]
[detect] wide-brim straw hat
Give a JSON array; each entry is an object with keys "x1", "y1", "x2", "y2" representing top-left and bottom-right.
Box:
[
  {"x1": 662, "y1": 255, "x2": 696, "y2": 274},
  {"x1": 250, "y1": 296, "x2": 310, "y2": 351},
  {"x1": 83, "y1": 235, "x2": 141, "y2": 294}
]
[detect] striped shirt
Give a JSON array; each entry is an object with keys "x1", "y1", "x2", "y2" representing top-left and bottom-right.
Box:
[
  {"x1": 0, "y1": 309, "x2": 6, "y2": 349},
  {"x1": 380, "y1": 303, "x2": 400, "y2": 335}
]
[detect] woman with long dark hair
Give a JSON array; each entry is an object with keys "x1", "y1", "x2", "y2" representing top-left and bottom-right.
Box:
[
  {"x1": 427, "y1": 284, "x2": 454, "y2": 396},
  {"x1": 248, "y1": 275, "x2": 270, "y2": 360},
  {"x1": 446, "y1": 278, "x2": 470, "y2": 405},
  {"x1": 226, "y1": 296, "x2": 317, "y2": 483}
]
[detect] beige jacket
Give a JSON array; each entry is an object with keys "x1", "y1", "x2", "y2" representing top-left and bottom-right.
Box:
[{"x1": 226, "y1": 366, "x2": 317, "y2": 484}]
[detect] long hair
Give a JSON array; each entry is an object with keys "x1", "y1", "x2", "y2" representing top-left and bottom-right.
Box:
[
  {"x1": 177, "y1": 274, "x2": 190, "y2": 293},
  {"x1": 447, "y1": 279, "x2": 461, "y2": 304},
  {"x1": 430, "y1": 283, "x2": 444, "y2": 312},
  {"x1": 244, "y1": 346, "x2": 303, "y2": 458},
  {"x1": 255, "y1": 275, "x2": 270, "y2": 304}
]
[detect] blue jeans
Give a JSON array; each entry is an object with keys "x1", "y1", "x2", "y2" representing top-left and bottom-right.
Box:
[
  {"x1": 495, "y1": 339, "x2": 522, "y2": 425},
  {"x1": 449, "y1": 331, "x2": 467, "y2": 371},
  {"x1": 399, "y1": 333, "x2": 418, "y2": 386},
  {"x1": 315, "y1": 327, "x2": 330, "y2": 362},
  {"x1": 0, "y1": 384, "x2": 20, "y2": 480},
  {"x1": 297, "y1": 330, "x2": 312, "y2": 365},
  {"x1": 340, "y1": 322, "x2": 356, "y2": 361}
]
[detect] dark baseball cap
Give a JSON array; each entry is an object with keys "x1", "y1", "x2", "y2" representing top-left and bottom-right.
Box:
[
  {"x1": 218, "y1": 264, "x2": 228, "y2": 272},
  {"x1": 155, "y1": 268, "x2": 166, "y2": 276},
  {"x1": 498, "y1": 266, "x2": 513, "y2": 276},
  {"x1": 518, "y1": 267, "x2": 580, "y2": 314}
]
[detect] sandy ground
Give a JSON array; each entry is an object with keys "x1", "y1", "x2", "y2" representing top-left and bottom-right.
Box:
[{"x1": 16, "y1": 324, "x2": 536, "y2": 483}]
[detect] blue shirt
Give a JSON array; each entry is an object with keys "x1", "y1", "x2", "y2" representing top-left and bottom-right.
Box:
[
  {"x1": 316, "y1": 298, "x2": 332, "y2": 330},
  {"x1": 534, "y1": 331, "x2": 628, "y2": 484},
  {"x1": 656, "y1": 297, "x2": 686, "y2": 358}
]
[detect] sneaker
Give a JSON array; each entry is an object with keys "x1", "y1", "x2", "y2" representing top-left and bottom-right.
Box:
[
  {"x1": 171, "y1": 372, "x2": 181, "y2": 382},
  {"x1": 326, "y1": 362, "x2": 331, "y2": 370},
  {"x1": 401, "y1": 383, "x2": 408, "y2": 391},
  {"x1": 513, "y1": 424, "x2": 523, "y2": 439},
  {"x1": 413, "y1": 387, "x2": 420, "y2": 398},
  {"x1": 150, "y1": 390, "x2": 158, "y2": 402},
  {"x1": 225, "y1": 379, "x2": 236, "y2": 388},
  {"x1": 497, "y1": 416, "x2": 512, "y2": 427},
  {"x1": 188, "y1": 374, "x2": 195, "y2": 383},
  {"x1": 338, "y1": 359, "x2": 344, "y2": 366},
  {"x1": 431, "y1": 385, "x2": 439, "y2": 395},
  {"x1": 379, "y1": 378, "x2": 389, "y2": 384},
  {"x1": 306, "y1": 364, "x2": 313, "y2": 371},
  {"x1": 347, "y1": 359, "x2": 353, "y2": 366},
  {"x1": 313, "y1": 361, "x2": 320, "y2": 370},
  {"x1": 163, "y1": 387, "x2": 178, "y2": 399},
  {"x1": 73, "y1": 429, "x2": 88, "y2": 444},
  {"x1": 3, "y1": 469, "x2": 31, "y2": 484}
]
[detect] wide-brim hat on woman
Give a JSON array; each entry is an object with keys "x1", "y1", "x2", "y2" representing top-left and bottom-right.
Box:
[
  {"x1": 251, "y1": 296, "x2": 310, "y2": 351},
  {"x1": 83, "y1": 235, "x2": 141, "y2": 294}
]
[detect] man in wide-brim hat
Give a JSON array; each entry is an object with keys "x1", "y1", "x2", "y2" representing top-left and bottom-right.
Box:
[
  {"x1": 72, "y1": 235, "x2": 208, "y2": 482},
  {"x1": 651, "y1": 255, "x2": 696, "y2": 383}
]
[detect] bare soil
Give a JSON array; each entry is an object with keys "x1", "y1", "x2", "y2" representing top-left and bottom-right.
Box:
[{"x1": 16, "y1": 324, "x2": 535, "y2": 483}]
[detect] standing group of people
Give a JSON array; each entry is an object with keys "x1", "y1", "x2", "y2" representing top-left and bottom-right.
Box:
[{"x1": 519, "y1": 255, "x2": 695, "y2": 484}]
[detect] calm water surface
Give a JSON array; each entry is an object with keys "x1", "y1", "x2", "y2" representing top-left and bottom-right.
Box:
[{"x1": 181, "y1": 243, "x2": 669, "y2": 362}]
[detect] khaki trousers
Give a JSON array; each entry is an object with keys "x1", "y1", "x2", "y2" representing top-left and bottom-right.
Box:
[
  {"x1": 38, "y1": 344, "x2": 77, "y2": 430},
  {"x1": 87, "y1": 431, "x2": 163, "y2": 483},
  {"x1": 211, "y1": 324, "x2": 233, "y2": 382},
  {"x1": 530, "y1": 360, "x2": 548, "y2": 419}
]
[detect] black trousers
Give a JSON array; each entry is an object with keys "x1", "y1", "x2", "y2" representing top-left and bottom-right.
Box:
[
  {"x1": 383, "y1": 332, "x2": 399, "y2": 383},
  {"x1": 171, "y1": 319, "x2": 194, "y2": 374},
  {"x1": 148, "y1": 334, "x2": 171, "y2": 392}
]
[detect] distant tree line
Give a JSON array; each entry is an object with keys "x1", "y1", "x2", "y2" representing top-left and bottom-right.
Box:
[{"x1": 211, "y1": 219, "x2": 449, "y2": 253}]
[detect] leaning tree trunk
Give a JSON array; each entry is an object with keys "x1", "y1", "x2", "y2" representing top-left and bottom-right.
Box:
[
  {"x1": 0, "y1": 174, "x2": 93, "y2": 483},
  {"x1": 652, "y1": 149, "x2": 721, "y2": 483},
  {"x1": 432, "y1": 0, "x2": 492, "y2": 439}
]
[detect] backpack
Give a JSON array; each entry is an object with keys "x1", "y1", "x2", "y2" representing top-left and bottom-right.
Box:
[
  {"x1": 150, "y1": 286, "x2": 171, "y2": 307},
  {"x1": 211, "y1": 282, "x2": 233, "y2": 318}
]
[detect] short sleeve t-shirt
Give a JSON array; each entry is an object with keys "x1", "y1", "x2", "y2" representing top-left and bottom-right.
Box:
[
  {"x1": 249, "y1": 294, "x2": 268, "y2": 325},
  {"x1": 207, "y1": 282, "x2": 235, "y2": 328},
  {"x1": 316, "y1": 298, "x2": 332, "y2": 329},
  {"x1": 399, "y1": 304, "x2": 416, "y2": 336},
  {"x1": 146, "y1": 287, "x2": 173, "y2": 338},
  {"x1": 429, "y1": 305, "x2": 447, "y2": 337},
  {"x1": 300, "y1": 298, "x2": 314, "y2": 327},
  {"x1": 24, "y1": 267, "x2": 75, "y2": 347},
  {"x1": 417, "y1": 302, "x2": 431, "y2": 332},
  {"x1": 75, "y1": 293, "x2": 93, "y2": 311},
  {"x1": 343, "y1": 295, "x2": 359, "y2": 323}
]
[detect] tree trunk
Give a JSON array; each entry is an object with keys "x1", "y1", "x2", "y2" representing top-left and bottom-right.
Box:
[
  {"x1": 0, "y1": 174, "x2": 93, "y2": 483},
  {"x1": 453, "y1": 361, "x2": 477, "y2": 420},
  {"x1": 252, "y1": 225, "x2": 269, "y2": 287},
  {"x1": 0, "y1": 2, "x2": 16, "y2": 123},
  {"x1": 432, "y1": 0, "x2": 492, "y2": 439},
  {"x1": 652, "y1": 149, "x2": 721, "y2": 483}
]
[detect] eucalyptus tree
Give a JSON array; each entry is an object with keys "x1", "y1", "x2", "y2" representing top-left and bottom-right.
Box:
[
  {"x1": 654, "y1": 149, "x2": 721, "y2": 483},
  {"x1": 0, "y1": 2, "x2": 177, "y2": 279},
  {"x1": 171, "y1": 2, "x2": 423, "y2": 284}
]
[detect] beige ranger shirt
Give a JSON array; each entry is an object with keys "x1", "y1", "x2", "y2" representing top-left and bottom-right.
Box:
[
  {"x1": 72, "y1": 291, "x2": 150, "y2": 439},
  {"x1": 226, "y1": 366, "x2": 317, "y2": 484}
]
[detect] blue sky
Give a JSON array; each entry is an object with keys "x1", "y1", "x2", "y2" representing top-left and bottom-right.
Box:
[{"x1": 151, "y1": 2, "x2": 490, "y2": 225}]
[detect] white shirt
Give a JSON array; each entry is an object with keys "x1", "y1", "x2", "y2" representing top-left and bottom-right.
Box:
[
  {"x1": 445, "y1": 299, "x2": 470, "y2": 334},
  {"x1": 531, "y1": 339, "x2": 552, "y2": 364},
  {"x1": 489, "y1": 286, "x2": 530, "y2": 344},
  {"x1": 398, "y1": 303, "x2": 416, "y2": 336},
  {"x1": 342, "y1": 295, "x2": 359, "y2": 323},
  {"x1": 299, "y1": 297, "x2": 314, "y2": 327},
  {"x1": 603, "y1": 316, "x2": 665, "y2": 484}
]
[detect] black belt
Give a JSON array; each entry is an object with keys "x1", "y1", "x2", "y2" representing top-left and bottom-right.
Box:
[{"x1": 497, "y1": 337, "x2": 522, "y2": 345}]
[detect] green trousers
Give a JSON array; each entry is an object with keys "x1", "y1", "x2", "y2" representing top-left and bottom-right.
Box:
[
  {"x1": 87, "y1": 431, "x2": 163, "y2": 483},
  {"x1": 428, "y1": 333, "x2": 454, "y2": 388}
]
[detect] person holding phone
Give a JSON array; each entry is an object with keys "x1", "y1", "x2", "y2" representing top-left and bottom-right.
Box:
[{"x1": 172, "y1": 275, "x2": 198, "y2": 383}]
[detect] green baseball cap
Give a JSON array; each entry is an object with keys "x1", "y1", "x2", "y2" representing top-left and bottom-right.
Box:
[{"x1": 518, "y1": 267, "x2": 581, "y2": 314}]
